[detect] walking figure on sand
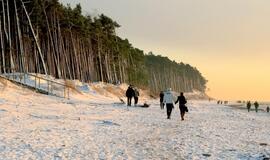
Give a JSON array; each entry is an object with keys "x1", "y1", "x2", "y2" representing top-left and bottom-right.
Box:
[
  {"x1": 254, "y1": 101, "x2": 259, "y2": 112},
  {"x1": 163, "y1": 88, "x2": 174, "y2": 119},
  {"x1": 246, "y1": 101, "x2": 251, "y2": 112},
  {"x1": 125, "y1": 85, "x2": 140, "y2": 106},
  {"x1": 175, "y1": 92, "x2": 188, "y2": 121},
  {"x1": 134, "y1": 88, "x2": 139, "y2": 106},
  {"x1": 160, "y1": 91, "x2": 164, "y2": 109},
  {"x1": 126, "y1": 85, "x2": 135, "y2": 106}
]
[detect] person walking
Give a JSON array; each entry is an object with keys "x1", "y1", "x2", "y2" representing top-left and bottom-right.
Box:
[
  {"x1": 159, "y1": 91, "x2": 164, "y2": 109},
  {"x1": 254, "y1": 101, "x2": 259, "y2": 112},
  {"x1": 163, "y1": 88, "x2": 174, "y2": 119},
  {"x1": 266, "y1": 106, "x2": 269, "y2": 113},
  {"x1": 247, "y1": 101, "x2": 251, "y2": 112},
  {"x1": 175, "y1": 92, "x2": 188, "y2": 121},
  {"x1": 126, "y1": 85, "x2": 135, "y2": 106},
  {"x1": 134, "y1": 88, "x2": 139, "y2": 106}
]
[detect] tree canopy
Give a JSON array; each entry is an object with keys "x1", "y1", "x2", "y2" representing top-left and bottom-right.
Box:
[{"x1": 0, "y1": 0, "x2": 207, "y2": 94}]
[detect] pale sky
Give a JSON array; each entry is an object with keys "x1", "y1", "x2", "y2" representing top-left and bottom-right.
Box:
[{"x1": 60, "y1": 0, "x2": 270, "y2": 101}]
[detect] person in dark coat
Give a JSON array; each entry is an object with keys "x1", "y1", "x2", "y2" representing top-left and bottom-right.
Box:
[
  {"x1": 254, "y1": 101, "x2": 259, "y2": 112},
  {"x1": 126, "y1": 85, "x2": 135, "y2": 106},
  {"x1": 267, "y1": 106, "x2": 270, "y2": 113},
  {"x1": 134, "y1": 88, "x2": 139, "y2": 106},
  {"x1": 159, "y1": 91, "x2": 164, "y2": 109},
  {"x1": 175, "y1": 92, "x2": 187, "y2": 121},
  {"x1": 247, "y1": 101, "x2": 251, "y2": 112}
]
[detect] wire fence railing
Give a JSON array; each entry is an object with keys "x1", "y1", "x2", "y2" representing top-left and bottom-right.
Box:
[{"x1": 0, "y1": 72, "x2": 71, "y2": 99}]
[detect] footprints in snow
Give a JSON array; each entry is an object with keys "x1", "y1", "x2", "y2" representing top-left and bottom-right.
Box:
[
  {"x1": 259, "y1": 143, "x2": 268, "y2": 146},
  {"x1": 202, "y1": 153, "x2": 211, "y2": 157},
  {"x1": 97, "y1": 120, "x2": 120, "y2": 126}
]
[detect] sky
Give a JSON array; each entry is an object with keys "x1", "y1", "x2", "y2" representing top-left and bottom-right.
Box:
[{"x1": 60, "y1": 0, "x2": 270, "y2": 101}]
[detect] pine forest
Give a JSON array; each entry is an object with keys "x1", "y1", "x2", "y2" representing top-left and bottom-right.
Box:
[{"x1": 0, "y1": 0, "x2": 207, "y2": 94}]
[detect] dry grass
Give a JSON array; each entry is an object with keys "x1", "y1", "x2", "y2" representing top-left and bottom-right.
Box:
[
  {"x1": 91, "y1": 85, "x2": 111, "y2": 97},
  {"x1": 104, "y1": 85, "x2": 125, "y2": 97},
  {"x1": 65, "y1": 80, "x2": 81, "y2": 94},
  {"x1": 0, "y1": 77, "x2": 8, "y2": 91}
]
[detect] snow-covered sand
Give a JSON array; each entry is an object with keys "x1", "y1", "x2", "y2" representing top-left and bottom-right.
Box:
[{"x1": 0, "y1": 78, "x2": 269, "y2": 159}]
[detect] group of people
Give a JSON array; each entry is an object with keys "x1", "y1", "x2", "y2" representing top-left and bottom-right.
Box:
[
  {"x1": 125, "y1": 85, "x2": 270, "y2": 121},
  {"x1": 217, "y1": 100, "x2": 228, "y2": 105},
  {"x1": 160, "y1": 89, "x2": 188, "y2": 121},
  {"x1": 246, "y1": 101, "x2": 270, "y2": 113},
  {"x1": 125, "y1": 85, "x2": 140, "y2": 106},
  {"x1": 126, "y1": 86, "x2": 189, "y2": 120},
  {"x1": 126, "y1": 85, "x2": 189, "y2": 120}
]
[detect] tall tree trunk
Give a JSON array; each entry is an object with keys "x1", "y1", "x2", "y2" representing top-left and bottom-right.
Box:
[
  {"x1": 7, "y1": 0, "x2": 14, "y2": 72},
  {"x1": 97, "y1": 35, "x2": 104, "y2": 82},
  {"x1": 0, "y1": 17, "x2": 6, "y2": 73},
  {"x1": 42, "y1": 6, "x2": 61, "y2": 77},
  {"x1": 20, "y1": 0, "x2": 47, "y2": 75},
  {"x1": 1, "y1": 0, "x2": 8, "y2": 40},
  {"x1": 70, "y1": 31, "x2": 80, "y2": 79},
  {"x1": 14, "y1": 0, "x2": 25, "y2": 73}
]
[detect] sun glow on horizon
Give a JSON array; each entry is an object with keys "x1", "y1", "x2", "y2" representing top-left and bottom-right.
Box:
[{"x1": 168, "y1": 50, "x2": 270, "y2": 102}]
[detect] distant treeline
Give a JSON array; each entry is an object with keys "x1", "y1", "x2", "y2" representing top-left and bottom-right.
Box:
[
  {"x1": 0, "y1": 0, "x2": 207, "y2": 94},
  {"x1": 145, "y1": 53, "x2": 207, "y2": 93}
]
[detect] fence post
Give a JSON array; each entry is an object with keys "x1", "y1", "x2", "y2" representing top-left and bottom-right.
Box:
[
  {"x1": 47, "y1": 80, "x2": 49, "y2": 95},
  {"x1": 20, "y1": 72, "x2": 22, "y2": 83},
  {"x1": 51, "y1": 81, "x2": 53, "y2": 94},
  {"x1": 68, "y1": 87, "x2": 70, "y2": 99},
  {"x1": 12, "y1": 70, "x2": 15, "y2": 80},
  {"x1": 24, "y1": 73, "x2": 26, "y2": 84},
  {"x1": 64, "y1": 86, "x2": 66, "y2": 98},
  {"x1": 35, "y1": 75, "x2": 37, "y2": 90},
  {"x1": 38, "y1": 77, "x2": 40, "y2": 89}
]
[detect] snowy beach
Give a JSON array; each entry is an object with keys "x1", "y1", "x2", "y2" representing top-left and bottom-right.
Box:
[
  {"x1": 0, "y1": 80, "x2": 270, "y2": 160},
  {"x1": 1, "y1": 0, "x2": 270, "y2": 159}
]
